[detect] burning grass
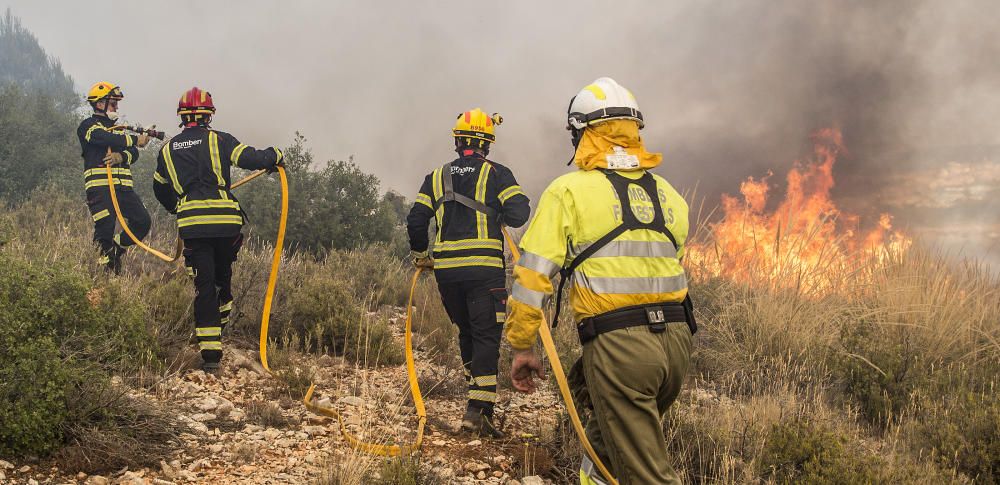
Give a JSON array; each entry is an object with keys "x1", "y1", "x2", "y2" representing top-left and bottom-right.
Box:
[{"x1": 673, "y1": 129, "x2": 1000, "y2": 482}]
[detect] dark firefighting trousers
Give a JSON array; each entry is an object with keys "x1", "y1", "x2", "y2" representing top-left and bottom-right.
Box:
[
  {"x1": 86, "y1": 187, "x2": 151, "y2": 273},
  {"x1": 438, "y1": 275, "x2": 508, "y2": 417},
  {"x1": 183, "y1": 235, "x2": 243, "y2": 364}
]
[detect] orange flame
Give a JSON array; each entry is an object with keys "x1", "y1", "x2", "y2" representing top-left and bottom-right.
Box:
[{"x1": 686, "y1": 128, "x2": 911, "y2": 293}]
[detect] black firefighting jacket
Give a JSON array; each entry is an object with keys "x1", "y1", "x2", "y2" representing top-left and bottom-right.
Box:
[
  {"x1": 77, "y1": 115, "x2": 140, "y2": 192},
  {"x1": 153, "y1": 126, "x2": 282, "y2": 239},
  {"x1": 407, "y1": 154, "x2": 530, "y2": 283}
]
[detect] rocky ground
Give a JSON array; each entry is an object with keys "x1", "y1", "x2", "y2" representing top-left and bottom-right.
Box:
[{"x1": 1, "y1": 319, "x2": 569, "y2": 485}]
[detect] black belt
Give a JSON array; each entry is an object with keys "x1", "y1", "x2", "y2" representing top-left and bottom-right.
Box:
[{"x1": 577, "y1": 299, "x2": 696, "y2": 344}]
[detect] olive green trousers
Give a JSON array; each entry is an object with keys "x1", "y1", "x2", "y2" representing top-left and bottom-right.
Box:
[{"x1": 571, "y1": 322, "x2": 693, "y2": 485}]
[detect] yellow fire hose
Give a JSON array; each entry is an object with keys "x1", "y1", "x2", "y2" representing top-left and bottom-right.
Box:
[
  {"x1": 501, "y1": 228, "x2": 620, "y2": 485},
  {"x1": 104, "y1": 158, "x2": 183, "y2": 262},
  {"x1": 302, "y1": 269, "x2": 427, "y2": 456},
  {"x1": 257, "y1": 166, "x2": 289, "y2": 372}
]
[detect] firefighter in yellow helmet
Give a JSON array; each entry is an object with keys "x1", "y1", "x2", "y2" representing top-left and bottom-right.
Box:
[
  {"x1": 76, "y1": 82, "x2": 152, "y2": 274},
  {"x1": 506, "y1": 78, "x2": 696, "y2": 484},
  {"x1": 406, "y1": 108, "x2": 530, "y2": 437}
]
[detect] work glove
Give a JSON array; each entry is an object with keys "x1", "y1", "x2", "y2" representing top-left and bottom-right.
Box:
[
  {"x1": 410, "y1": 250, "x2": 434, "y2": 269},
  {"x1": 102, "y1": 151, "x2": 124, "y2": 166},
  {"x1": 135, "y1": 132, "x2": 150, "y2": 148}
]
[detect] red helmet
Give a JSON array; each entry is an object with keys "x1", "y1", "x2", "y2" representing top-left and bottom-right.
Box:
[{"x1": 177, "y1": 87, "x2": 216, "y2": 116}]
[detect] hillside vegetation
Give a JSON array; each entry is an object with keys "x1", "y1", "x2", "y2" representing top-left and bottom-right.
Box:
[{"x1": 1, "y1": 9, "x2": 998, "y2": 485}]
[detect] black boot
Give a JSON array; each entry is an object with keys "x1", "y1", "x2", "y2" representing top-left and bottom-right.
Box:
[
  {"x1": 201, "y1": 361, "x2": 221, "y2": 376},
  {"x1": 461, "y1": 406, "x2": 504, "y2": 439}
]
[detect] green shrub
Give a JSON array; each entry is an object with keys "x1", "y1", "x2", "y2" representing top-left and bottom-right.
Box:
[
  {"x1": 762, "y1": 419, "x2": 883, "y2": 484},
  {"x1": 837, "y1": 317, "x2": 926, "y2": 426},
  {"x1": 278, "y1": 263, "x2": 402, "y2": 366},
  {"x1": 905, "y1": 364, "x2": 1000, "y2": 482},
  {"x1": 0, "y1": 253, "x2": 157, "y2": 457}
]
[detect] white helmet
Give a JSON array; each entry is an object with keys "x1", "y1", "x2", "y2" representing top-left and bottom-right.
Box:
[{"x1": 566, "y1": 77, "x2": 643, "y2": 131}]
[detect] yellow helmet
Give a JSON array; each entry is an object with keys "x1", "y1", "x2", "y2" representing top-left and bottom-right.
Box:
[
  {"x1": 87, "y1": 81, "x2": 124, "y2": 103},
  {"x1": 453, "y1": 108, "x2": 503, "y2": 149}
]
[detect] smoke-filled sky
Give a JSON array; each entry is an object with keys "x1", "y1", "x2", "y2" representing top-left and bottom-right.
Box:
[{"x1": 5, "y1": 0, "x2": 1000, "y2": 264}]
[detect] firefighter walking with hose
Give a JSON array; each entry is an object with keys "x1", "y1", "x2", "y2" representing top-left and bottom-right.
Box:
[
  {"x1": 506, "y1": 78, "x2": 697, "y2": 484},
  {"x1": 153, "y1": 87, "x2": 284, "y2": 375},
  {"x1": 406, "y1": 108, "x2": 530, "y2": 438},
  {"x1": 77, "y1": 81, "x2": 153, "y2": 274}
]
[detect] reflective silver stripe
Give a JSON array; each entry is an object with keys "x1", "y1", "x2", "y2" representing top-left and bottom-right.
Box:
[
  {"x1": 468, "y1": 390, "x2": 497, "y2": 402},
  {"x1": 512, "y1": 283, "x2": 549, "y2": 308},
  {"x1": 162, "y1": 145, "x2": 184, "y2": 194},
  {"x1": 581, "y1": 240, "x2": 678, "y2": 259},
  {"x1": 208, "y1": 132, "x2": 224, "y2": 186},
  {"x1": 517, "y1": 251, "x2": 561, "y2": 278},
  {"x1": 231, "y1": 143, "x2": 248, "y2": 167},
  {"x1": 498, "y1": 184, "x2": 523, "y2": 202},
  {"x1": 84, "y1": 124, "x2": 105, "y2": 142},
  {"x1": 575, "y1": 271, "x2": 688, "y2": 294},
  {"x1": 471, "y1": 375, "x2": 497, "y2": 386},
  {"x1": 84, "y1": 167, "x2": 132, "y2": 177},
  {"x1": 415, "y1": 193, "x2": 433, "y2": 209},
  {"x1": 580, "y1": 457, "x2": 609, "y2": 485},
  {"x1": 435, "y1": 238, "x2": 502, "y2": 251}
]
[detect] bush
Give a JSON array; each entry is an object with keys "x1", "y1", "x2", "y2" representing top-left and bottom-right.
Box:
[
  {"x1": 762, "y1": 419, "x2": 883, "y2": 484},
  {"x1": 278, "y1": 260, "x2": 402, "y2": 366},
  {"x1": 237, "y1": 133, "x2": 403, "y2": 255},
  {"x1": 837, "y1": 316, "x2": 926, "y2": 426},
  {"x1": 905, "y1": 364, "x2": 1000, "y2": 482},
  {"x1": 0, "y1": 252, "x2": 159, "y2": 458}
]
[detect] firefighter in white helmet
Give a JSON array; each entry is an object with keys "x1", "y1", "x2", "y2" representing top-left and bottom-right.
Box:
[{"x1": 506, "y1": 77, "x2": 696, "y2": 484}]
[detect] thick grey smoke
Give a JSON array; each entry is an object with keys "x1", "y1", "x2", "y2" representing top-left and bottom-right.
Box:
[{"x1": 4, "y1": 0, "x2": 1000, "y2": 260}]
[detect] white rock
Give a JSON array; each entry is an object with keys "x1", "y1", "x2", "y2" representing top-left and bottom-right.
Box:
[
  {"x1": 0, "y1": 460, "x2": 11, "y2": 469},
  {"x1": 27, "y1": 479, "x2": 38, "y2": 485},
  {"x1": 522, "y1": 476, "x2": 545, "y2": 485},
  {"x1": 476, "y1": 471, "x2": 487, "y2": 480},
  {"x1": 190, "y1": 413, "x2": 216, "y2": 422},
  {"x1": 337, "y1": 396, "x2": 364, "y2": 407},
  {"x1": 18, "y1": 465, "x2": 30, "y2": 473},
  {"x1": 216, "y1": 401, "x2": 234, "y2": 417},
  {"x1": 86, "y1": 476, "x2": 110, "y2": 485},
  {"x1": 432, "y1": 439, "x2": 446, "y2": 446},
  {"x1": 208, "y1": 444, "x2": 224, "y2": 453},
  {"x1": 466, "y1": 439, "x2": 482, "y2": 446},
  {"x1": 152, "y1": 479, "x2": 175, "y2": 485},
  {"x1": 196, "y1": 398, "x2": 218, "y2": 412},
  {"x1": 160, "y1": 460, "x2": 175, "y2": 480}
]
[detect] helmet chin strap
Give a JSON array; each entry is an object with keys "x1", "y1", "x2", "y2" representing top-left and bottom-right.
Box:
[{"x1": 566, "y1": 127, "x2": 583, "y2": 165}]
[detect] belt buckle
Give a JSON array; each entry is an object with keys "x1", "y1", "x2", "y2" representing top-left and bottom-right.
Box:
[{"x1": 645, "y1": 307, "x2": 666, "y2": 333}]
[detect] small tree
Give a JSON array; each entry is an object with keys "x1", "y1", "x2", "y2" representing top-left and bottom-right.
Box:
[{"x1": 237, "y1": 133, "x2": 403, "y2": 255}]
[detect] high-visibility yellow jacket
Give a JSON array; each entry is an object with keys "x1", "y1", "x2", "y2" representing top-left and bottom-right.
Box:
[{"x1": 505, "y1": 120, "x2": 689, "y2": 350}]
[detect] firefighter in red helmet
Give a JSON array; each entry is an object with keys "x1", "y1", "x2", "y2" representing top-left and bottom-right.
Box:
[{"x1": 153, "y1": 87, "x2": 284, "y2": 375}]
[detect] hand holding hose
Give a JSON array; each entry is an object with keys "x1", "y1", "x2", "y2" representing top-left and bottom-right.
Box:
[
  {"x1": 136, "y1": 132, "x2": 150, "y2": 148},
  {"x1": 511, "y1": 348, "x2": 546, "y2": 393},
  {"x1": 102, "y1": 151, "x2": 124, "y2": 166},
  {"x1": 410, "y1": 250, "x2": 434, "y2": 269}
]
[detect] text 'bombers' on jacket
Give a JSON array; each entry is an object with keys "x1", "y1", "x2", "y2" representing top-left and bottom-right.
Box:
[
  {"x1": 406, "y1": 154, "x2": 530, "y2": 283},
  {"x1": 153, "y1": 127, "x2": 282, "y2": 239}
]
